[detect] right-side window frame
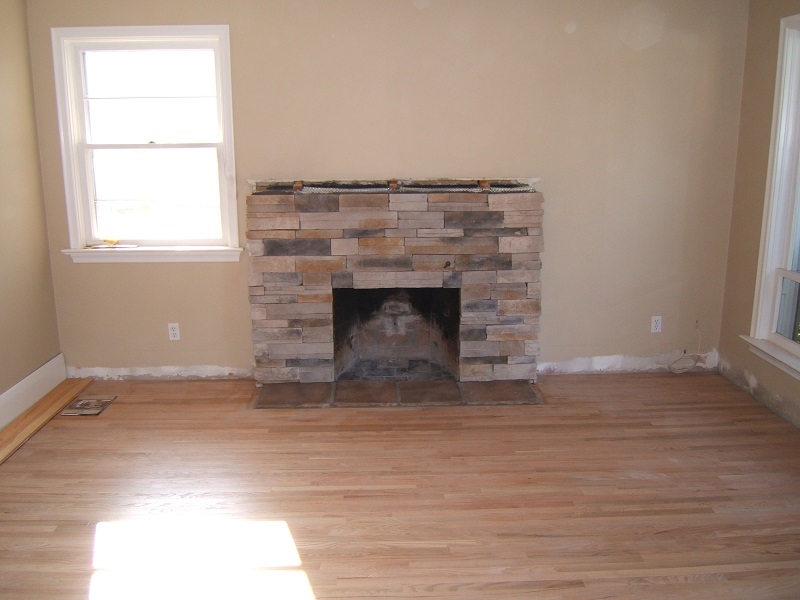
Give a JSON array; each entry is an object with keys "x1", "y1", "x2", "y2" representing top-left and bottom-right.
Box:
[{"x1": 744, "y1": 14, "x2": 800, "y2": 379}]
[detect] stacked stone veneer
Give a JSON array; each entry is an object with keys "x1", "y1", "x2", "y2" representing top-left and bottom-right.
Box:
[{"x1": 247, "y1": 188, "x2": 543, "y2": 383}]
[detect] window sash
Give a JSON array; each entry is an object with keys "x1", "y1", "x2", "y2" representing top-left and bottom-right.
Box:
[
  {"x1": 79, "y1": 143, "x2": 226, "y2": 245},
  {"x1": 52, "y1": 25, "x2": 238, "y2": 253}
]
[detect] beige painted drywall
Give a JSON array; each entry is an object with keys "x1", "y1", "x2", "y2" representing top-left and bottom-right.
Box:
[
  {"x1": 25, "y1": 0, "x2": 747, "y2": 372},
  {"x1": 719, "y1": 0, "x2": 800, "y2": 425},
  {"x1": 0, "y1": 0, "x2": 60, "y2": 394}
]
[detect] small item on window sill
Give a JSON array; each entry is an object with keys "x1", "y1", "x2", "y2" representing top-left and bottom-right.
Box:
[{"x1": 86, "y1": 240, "x2": 139, "y2": 249}]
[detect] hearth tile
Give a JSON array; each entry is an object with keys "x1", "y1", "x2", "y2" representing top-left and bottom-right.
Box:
[
  {"x1": 398, "y1": 380, "x2": 462, "y2": 406},
  {"x1": 461, "y1": 380, "x2": 543, "y2": 405},
  {"x1": 334, "y1": 381, "x2": 398, "y2": 407},
  {"x1": 254, "y1": 382, "x2": 333, "y2": 408}
]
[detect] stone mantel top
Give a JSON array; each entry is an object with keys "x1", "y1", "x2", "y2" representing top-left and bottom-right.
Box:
[{"x1": 249, "y1": 178, "x2": 540, "y2": 194}]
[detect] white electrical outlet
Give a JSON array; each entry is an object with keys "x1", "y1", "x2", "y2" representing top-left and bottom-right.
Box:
[
  {"x1": 168, "y1": 322, "x2": 180, "y2": 341},
  {"x1": 651, "y1": 315, "x2": 662, "y2": 334}
]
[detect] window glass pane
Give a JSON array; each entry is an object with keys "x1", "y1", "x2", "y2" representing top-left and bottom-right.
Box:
[
  {"x1": 83, "y1": 50, "x2": 217, "y2": 98},
  {"x1": 95, "y1": 202, "x2": 222, "y2": 241},
  {"x1": 87, "y1": 98, "x2": 218, "y2": 144},
  {"x1": 776, "y1": 277, "x2": 800, "y2": 343},
  {"x1": 91, "y1": 148, "x2": 221, "y2": 241}
]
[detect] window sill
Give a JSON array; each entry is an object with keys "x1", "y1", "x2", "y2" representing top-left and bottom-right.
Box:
[
  {"x1": 741, "y1": 335, "x2": 800, "y2": 381},
  {"x1": 62, "y1": 246, "x2": 243, "y2": 263}
]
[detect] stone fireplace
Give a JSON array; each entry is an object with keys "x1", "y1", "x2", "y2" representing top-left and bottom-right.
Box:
[{"x1": 247, "y1": 179, "x2": 542, "y2": 384}]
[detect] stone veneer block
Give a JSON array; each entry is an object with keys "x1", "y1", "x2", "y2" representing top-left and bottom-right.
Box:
[
  {"x1": 499, "y1": 236, "x2": 543, "y2": 254},
  {"x1": 444, "y1": 211, "x2": 504, "y2": 228},
  {"x1": 263, "y1": 239, "x2": 331, "y2": 256},
  {"x1": 248, "y1": 215, "x2": 300, "y2": 230},
  {"x1": 493, "y1": 363, "x2": 537, "y2": 380},
  {"x1": 339, "y1": 194, "x2": 389, "y2": 209},
  {"x1": 405, "y1": 238, "x2": 499, "y2": 255},
  {"x1": 331, "y1": 238, "x2": 359, "y2": 255},
  {"x1": 358, "y1": 238, "x2": 405, "y2": 254},
  {"x1": 300, "y1": 211, "x2": 398, "y2": 230},
  {"x1": 443, "y1": 271, "x2": 461, "y2": 288},
  {"x1": 251, "y1": 256, "x2": 296, "y2": 273},
  {"x1": 295, "y1": 257, "x2": 346, "y2": 272},
  {"x1": 348, "y1": 255, "x2": 413, "y2": 271},
  {"x1": 503, "y1": 211, "x2": 544, "y2": 228},
  {"x1": 488, "y1": 192, "x2": 543, "y2": 211},
  {"x1": 246, "y1": 230, "x2": 296, "y2": 240},
  {"x1": 331, "y1": 272, "x2": 354, "y2": 288},
  {"x1": 297, "y1": 229, "x2": 344, "y2": 239},
  {"x1": 389, "y1": 194, "x2": 428, "y2": 211},
  {"x1": 295, "y1": 194, "x2": 339, "y2": 212},
  {"x1": 412, "y1": 255, "x2": 456, "y2": 271},
  {"x1": 429, "y1": 193, "x2": 488, "y2": 204},
  {"x1": 247, "y1": 185, "x2": 542, "y2": 385},
  {"x1": 247, "y1": 194, "x2": 295, "y2": 207},
  {"x1": 455, "y1": 254, "x2": 512, "y2": 271},
  {"x1": 304, "y1": 272, "x2": 332, "y2": 287}
]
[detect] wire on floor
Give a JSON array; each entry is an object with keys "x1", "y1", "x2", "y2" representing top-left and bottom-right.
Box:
[{"x1": 669, "y1": 321, "x2": 702, "y2": 374}]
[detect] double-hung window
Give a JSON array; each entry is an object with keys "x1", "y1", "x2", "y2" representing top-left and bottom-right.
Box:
[
  {"x1": 745, "y1": 14, "x2": 800, "y2": 379},
  {"x1": 51, "y1": 25, "x2": 240, "y2": 262}
]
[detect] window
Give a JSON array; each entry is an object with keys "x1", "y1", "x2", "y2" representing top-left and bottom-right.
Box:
[
  {"x1": 51, "y1": 26, "x2": 241, "y2": 263},
  {"x1": 744, "y1": 14, "x2": 800, "y2": 379}
]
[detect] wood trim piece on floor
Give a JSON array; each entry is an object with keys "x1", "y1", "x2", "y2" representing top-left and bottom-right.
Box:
[{"x1": 0, "y1": 378, "x2": 92, "y2": 465}]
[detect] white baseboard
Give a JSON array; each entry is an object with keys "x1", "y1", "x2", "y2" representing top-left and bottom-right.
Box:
[
  {"x1": 0, "y1": 354, "x2": 67, "y2": 430},
  {"x1": 66, "y1": 365, "x2": 253, "y2": 380},
  {"x1": 537, "y1": 349, "x2": 720, "y2": 375}
]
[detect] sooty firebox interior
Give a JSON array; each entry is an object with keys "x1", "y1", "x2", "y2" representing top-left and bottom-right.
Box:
[{"x1": 332, "y1": 288, "x2": 460, "y2": 381}]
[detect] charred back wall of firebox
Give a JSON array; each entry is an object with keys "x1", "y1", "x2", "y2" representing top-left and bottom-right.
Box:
[{"x1": 333, "y1": 288, "x2": 460, "y2": 380}]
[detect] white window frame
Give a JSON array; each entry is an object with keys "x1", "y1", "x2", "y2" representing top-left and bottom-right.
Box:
[
  {"x1": 51, "y1": 25, "x2": 241, "y2": 263},
  {"x1": 743, "y1": 14, "x2": 800, "y2": 379}
]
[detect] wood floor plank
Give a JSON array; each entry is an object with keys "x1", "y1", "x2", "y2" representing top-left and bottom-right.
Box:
[{"x1": 0, "y1": 373, "x2": 799, "y2": 599}]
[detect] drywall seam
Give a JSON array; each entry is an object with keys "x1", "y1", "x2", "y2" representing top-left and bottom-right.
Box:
[
  {"x1": 537, "y1": 349, "x2": 720, "y2": 375},
  {"x1": 0, "y1": 354, "x2": 66, "y2": 429},
  {"x1": 66, "y1": 365, "x2": 254, "y2": 380}
]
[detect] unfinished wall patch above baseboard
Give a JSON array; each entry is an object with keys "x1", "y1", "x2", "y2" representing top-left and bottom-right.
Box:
[
  {"x1": 66, "y1": 365, "x2": 254, "y2": 380},
  {"x1": 537, "y1": 349, "x2": 719, "y2": 375}
]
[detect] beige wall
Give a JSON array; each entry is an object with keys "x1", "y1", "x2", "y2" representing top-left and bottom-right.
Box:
[
  {"x1": 0, "y1": 0, "x2": 60, "y2": 394},
  {"x1": 719, "y1": 0, "x2": 800, "y2": 425},
  {"x1": 25, "y1": 0, "x2": 748, "y2": 373}
]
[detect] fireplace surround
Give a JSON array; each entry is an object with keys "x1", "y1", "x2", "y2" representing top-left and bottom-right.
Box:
[{"x1": 247, "y1": 179, "x2": 542, "y2": 384}]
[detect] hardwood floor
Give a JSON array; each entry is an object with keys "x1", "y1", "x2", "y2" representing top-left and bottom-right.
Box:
[{"x1": 0, "y1": 373, "x2": 799, "y2": 599}]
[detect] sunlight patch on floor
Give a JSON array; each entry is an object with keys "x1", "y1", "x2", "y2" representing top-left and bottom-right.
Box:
[{"x1": 89, "y1": 518, "x2": 315, "y2": 600}]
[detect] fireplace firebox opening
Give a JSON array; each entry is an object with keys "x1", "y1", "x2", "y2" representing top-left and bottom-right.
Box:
[{"x1": 333, "y1": 288, "x2": 460, "y2": 381}]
